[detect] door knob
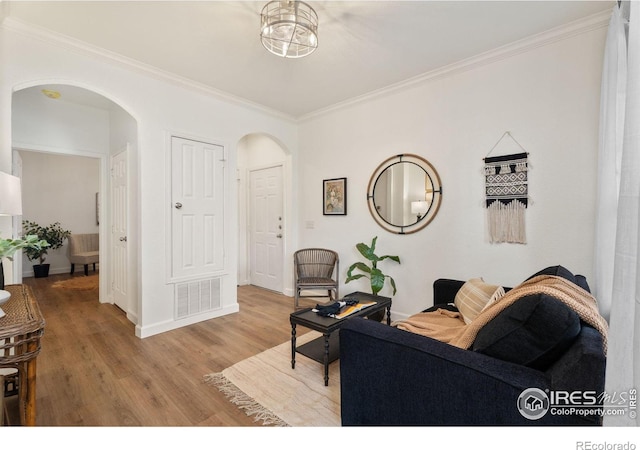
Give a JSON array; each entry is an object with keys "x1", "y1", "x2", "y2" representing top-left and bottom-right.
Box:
[
  {"x1": 276, "y1": 234, "x2": 283, "y2": 238},
  {"x1": 119, "y1": 236, "x2": 127, "y2": 242},
  {"x1": 175, "y1": 202, "x2": 182, "y2": 209}
]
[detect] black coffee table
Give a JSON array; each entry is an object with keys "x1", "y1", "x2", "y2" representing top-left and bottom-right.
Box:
[{"x1": 289, "y1": 291, "x2": 392, "y2": 386}]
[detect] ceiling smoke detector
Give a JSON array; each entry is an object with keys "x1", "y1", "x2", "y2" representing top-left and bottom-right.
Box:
[{"x1": 41, "y1": 89, "x2": 61, "y2": 99}]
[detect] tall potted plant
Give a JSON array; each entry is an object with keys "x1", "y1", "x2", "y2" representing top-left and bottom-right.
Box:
[
  {"x1": 22, "y1": 220, "x2": 71, "y2": 278},
  {"x1": 346, "y1": 236, "x2": 401, "y2": 320}
]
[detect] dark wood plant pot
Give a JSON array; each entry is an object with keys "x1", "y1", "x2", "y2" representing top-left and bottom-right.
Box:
[{"x1": 33, "y1": 264, "x2": 50, "y2": 278}]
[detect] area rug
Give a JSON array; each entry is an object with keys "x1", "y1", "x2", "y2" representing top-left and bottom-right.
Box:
[
  {"x1": 204, "y1": 331, "x2": 341, "y2": 427},
  {"x1": 51, "y1": 275, "x2": 99, "y2": 290}
]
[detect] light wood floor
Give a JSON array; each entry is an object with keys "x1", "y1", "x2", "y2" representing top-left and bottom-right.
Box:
[{"x1": 7, "y1": 273, "x2": 314, "y2": 426}]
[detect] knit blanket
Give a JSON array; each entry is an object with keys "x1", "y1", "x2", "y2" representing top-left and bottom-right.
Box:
[{"x1": 395, "y1": 275, "x2": 609, "y2": 353}]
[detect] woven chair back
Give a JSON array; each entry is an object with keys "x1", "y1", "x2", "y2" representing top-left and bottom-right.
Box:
[{"x1": 295, "y1": 248, "x2": 338, "y2": 279}]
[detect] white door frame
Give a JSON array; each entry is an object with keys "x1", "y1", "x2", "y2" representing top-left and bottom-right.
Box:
[{"x1": 11, "y1": 143, "x2": 109, "y2": 303}]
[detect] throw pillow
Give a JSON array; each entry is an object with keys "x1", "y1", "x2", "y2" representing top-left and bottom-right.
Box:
[
  {"x1": 472, "y1": 294, "x2": 582, "y2": 370},
  {"x1": 454, "y1": 278, "x2": 505, "y2": 325}
]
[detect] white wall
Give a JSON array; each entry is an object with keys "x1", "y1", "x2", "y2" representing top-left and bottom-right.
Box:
[
  {"x1": 0, "y1": 20, "x2": 298, "y2": 338},
  {"x1": 0, "y1": 11, "x2": 607, "y2": 334},
  {"x1": 298, "y1": 25, "x2": 607, "y2": 320},
  {"x1": 12, "y1": 87, "x2": 110, "y2": 153},
  {"x1": 18, "y1": 151, "x2": 100, "y2": 276}
]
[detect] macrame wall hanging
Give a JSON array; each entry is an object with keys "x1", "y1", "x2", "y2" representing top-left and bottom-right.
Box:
[{"x1": 483, "y1": 132, "x2": 529, "y2": 244}]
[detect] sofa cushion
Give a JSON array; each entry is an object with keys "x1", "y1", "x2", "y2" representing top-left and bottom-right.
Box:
[
  {"x1": 472, "y1": 294, "x2": 581, "y2": 370},
  {"x1": 526, "y1": 265, "x2": 590, "y2": 292},
  {"x1": 454, "y1": 278, "x2": 505, "y2": 325}
]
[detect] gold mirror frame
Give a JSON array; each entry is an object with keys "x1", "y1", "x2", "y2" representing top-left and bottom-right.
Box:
[{"x1": 367, "y1": 154, "x2": 443, "y2": 235}]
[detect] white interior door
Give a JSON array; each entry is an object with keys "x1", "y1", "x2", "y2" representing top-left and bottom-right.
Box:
[
  {"x1": 249, "y1": 165, "x2": 283, "y2": 292},
  {"x1": 111, "y1": 148, "x2": 128, "y2": 312},
  {"x1": 171, "y1": 136, "x2": 225, "y2": 280}
]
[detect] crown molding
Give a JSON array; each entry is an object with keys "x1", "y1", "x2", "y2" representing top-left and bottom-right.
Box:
[
  {"x1": 299, "y1": 8, "x2": 612, "y2": 122},
  {"x1": 1, "y1": 7, "x2": 613, "y2": 124},
  {"x1": 1, "y1": 17, "x2": 298, "y2": 124}
]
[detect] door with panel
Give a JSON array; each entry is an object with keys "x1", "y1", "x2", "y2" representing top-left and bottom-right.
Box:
[
  {"x1": 249, "y1": 165, "x2": 284, "y2": 293},
  {"x1": 111, "y1": 148, "x2": 128, "y2": 313},
  {"x1": 171, "y1": 136, "x2": 225, "y2": 281}
]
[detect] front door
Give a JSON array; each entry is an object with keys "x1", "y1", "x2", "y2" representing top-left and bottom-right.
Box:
[{"x1": 249, "y1": 165, "x2": 284, "y2": 292}]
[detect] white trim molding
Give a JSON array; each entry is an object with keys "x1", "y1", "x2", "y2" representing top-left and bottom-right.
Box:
[
  {"x1": 1, "y1": 16, "x2": 297, "y2": 124},
  {"x1": 299, "y1": 9, "x2": 612, "y2": 122}
]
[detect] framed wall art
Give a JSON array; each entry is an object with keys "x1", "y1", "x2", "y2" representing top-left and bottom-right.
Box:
[{"x1": 323, "y1": 177, "x2": 347, "y2": 215}]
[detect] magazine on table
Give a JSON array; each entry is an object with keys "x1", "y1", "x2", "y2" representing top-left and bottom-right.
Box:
[
  {"x1": 334, "y1": 300, "x2": 377, "y2": 319},
  {"x1": 312, "y1": 298, "x2": 377, "y2": 319}
]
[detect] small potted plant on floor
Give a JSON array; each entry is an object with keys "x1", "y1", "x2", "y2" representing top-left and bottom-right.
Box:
[
  {"x1": 22, "y1": 220, "x2": 71, "y2": 278},
  {"x1": 0, "y1": 235, "x2": 49, "y2": 288},
  {"x1": 345, "y1": 236, "x2": 401, "y2": 321}
]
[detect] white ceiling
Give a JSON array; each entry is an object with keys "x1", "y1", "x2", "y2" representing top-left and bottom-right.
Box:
[{"x1": 5, "y1": 1, "x2": 614, "y2": 118}]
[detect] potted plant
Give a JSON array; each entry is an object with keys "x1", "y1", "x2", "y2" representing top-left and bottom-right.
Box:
[
  {"x1": 22, "y1": 220, "x2": 71, "y2": 278},
  {"x1": 0, "y1": 235, "x2": 49, "y2": 288},
  {"x1": 346, "y1": 236, "x2": 401, "y2": 320}
]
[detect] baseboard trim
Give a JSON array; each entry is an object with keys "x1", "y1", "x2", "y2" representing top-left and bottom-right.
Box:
[{"x1": 135, "y1": 303, "x2": 240, "y2": 339}]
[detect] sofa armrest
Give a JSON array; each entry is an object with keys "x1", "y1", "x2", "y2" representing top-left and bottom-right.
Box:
[
  {"x1": 339, "y1": 318, "x2": 591, "y2": 426},
  {"x1": 547, "y1": 325, "x2": 606, "y2": 396}
]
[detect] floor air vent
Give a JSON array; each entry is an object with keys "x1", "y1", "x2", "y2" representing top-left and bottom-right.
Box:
[{"x1": 175, "y1": 278, "x2": 221, "y2": 319}]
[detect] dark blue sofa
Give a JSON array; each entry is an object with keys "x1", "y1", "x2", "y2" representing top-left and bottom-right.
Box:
[{"x1": 339, "y1": 267, "x2": 607, "y2": 426}]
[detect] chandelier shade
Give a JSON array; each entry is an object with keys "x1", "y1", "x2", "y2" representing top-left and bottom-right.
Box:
[{"x1": 260, "y1": 1, "x2": 318, "y2": 58}]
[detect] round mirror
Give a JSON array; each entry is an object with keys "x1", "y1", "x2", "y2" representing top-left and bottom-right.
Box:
[{"x1": 367, "y1": 154, "x2": 442, "y2": 234}]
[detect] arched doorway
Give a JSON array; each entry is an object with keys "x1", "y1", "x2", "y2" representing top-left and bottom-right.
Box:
[
  {"x1": 237, "y1": 133, "x2": 292, "y2": 295},
  {"x1": 11, "y1": 83, "x2": 139, "y2": 326}
]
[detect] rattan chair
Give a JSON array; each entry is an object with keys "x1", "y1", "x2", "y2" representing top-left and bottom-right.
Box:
[{"x1": 293, "y1": 248, "x2": 339, "y2": 309}]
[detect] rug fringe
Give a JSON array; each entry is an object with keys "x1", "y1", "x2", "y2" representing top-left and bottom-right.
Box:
[{"x1": 204, "y1": 372, "x2": 289, "y2": 427}]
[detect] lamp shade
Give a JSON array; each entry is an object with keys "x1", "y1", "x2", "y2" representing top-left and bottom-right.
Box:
[
  {"x1": 411, "y1": 201, "x2": 429, "y2": 216},
  {"x1": 0, "y1": 171, "x2": 22, "y2": 216}
]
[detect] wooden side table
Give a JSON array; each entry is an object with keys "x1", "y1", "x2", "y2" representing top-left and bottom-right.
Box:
[
  {"x1": 0, "y1": 285, "x2": 45, "y2": 426},
  {"x1": 290, "y1": 291, "x2": 391, "y2": 386}
]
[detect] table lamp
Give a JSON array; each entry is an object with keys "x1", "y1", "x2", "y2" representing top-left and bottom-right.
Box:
[
  {"x1": 411, "y1": 200, "x2": 429, "y2": 220},
  {"x1": 0, "y1": 171, "x2": 23, "y2": 318}
]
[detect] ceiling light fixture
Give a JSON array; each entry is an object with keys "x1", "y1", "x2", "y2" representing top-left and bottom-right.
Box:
[{"x1": 260, "y1": 1, "x2": 318, "y2": 59}]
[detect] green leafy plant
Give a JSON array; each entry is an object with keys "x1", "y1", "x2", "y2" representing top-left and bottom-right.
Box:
[
  {"x1": 345, "y1": 236, "x2": 401, "y2": 296},
  {"x1": 0, "y1": 235, "x2": 49, "y2": 261},
  {"x1": 21, "y1": 220, "x2": 71, "y2": 264}
]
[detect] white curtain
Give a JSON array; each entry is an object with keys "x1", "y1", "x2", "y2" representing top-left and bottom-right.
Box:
[
  {"x1": 597, "y1": 2, "x2": 640, "y2": 427},
  {"x1": 594, "y1": 4, "x2": 627, "y2": 321}
]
